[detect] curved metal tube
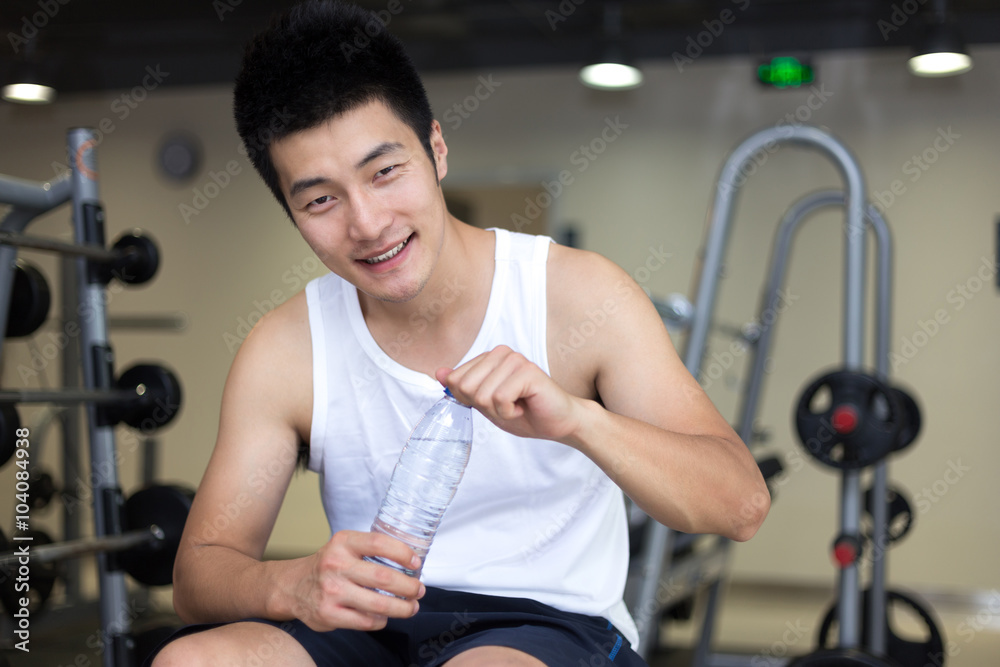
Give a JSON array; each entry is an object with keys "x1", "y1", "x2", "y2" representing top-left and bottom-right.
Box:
[{"x1": 634, "y1": 126, "x2": 870, "y2": 655}]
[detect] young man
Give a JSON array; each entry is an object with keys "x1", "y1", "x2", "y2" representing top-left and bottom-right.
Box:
[{"x1": 152, "y1": 2, "x2": 769, "y2": 665}]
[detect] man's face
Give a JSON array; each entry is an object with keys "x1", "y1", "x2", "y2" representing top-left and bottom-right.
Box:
[{"x1": 269, "y1": 100, "x2": 448, "y2": 304}]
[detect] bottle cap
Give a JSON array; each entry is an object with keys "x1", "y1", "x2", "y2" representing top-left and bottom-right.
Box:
[{"x1": 444, "y1": 387, "x2": 455, "y2": 398}]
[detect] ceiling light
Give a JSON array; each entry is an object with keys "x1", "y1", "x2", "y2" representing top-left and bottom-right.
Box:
[
  {"x1": 2, "y1": 82, "x2": 57, "y2": 104},
  {"x1": 579, "y1": 61, "x2": 643, "y2": 90},
  {"x1": 2, "y1": 40, "x2": 57, "y2": 104},
  {"x1": 908, "y1": 0, "x2": 973, "y2": 77},
  {"x1": 579, "y1": 2, "x2": 643, "y2": 91}
]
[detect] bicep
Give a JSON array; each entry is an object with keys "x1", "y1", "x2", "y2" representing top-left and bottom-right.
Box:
[
  {"x1": 589, "y1": 267, "x2": 736, "y2": 441},
  {"x1": 180, "y1": 310, "x2": 310, "y2": 560}
]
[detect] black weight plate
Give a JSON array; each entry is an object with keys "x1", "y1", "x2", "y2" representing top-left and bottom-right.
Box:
[
  {"x1": 121, "y1": 484, "x2": 194, "y2": 586},
  {"x1": 109, "y1": 231, "x2": 160, "y2": 285},
  {"x1": 788, "y1": 648, "x2": 899, "y2": 667},
  {"x1": 889, "y1": 386, "x2": 922, "y2": 452},
  {"x1": 864, "y1": 485, "x2": 914, "y2": 545},
  {"x1": 0, "y1": 404, "x2": 19, "y2": 468},
  {"x1": 795, "y1": 370, "x2": 902, "y2": 469},
  {"x1": 6, "y1": 259, "x2": 50, "y2": 338},
  {"x1": 818, "y1": 589, "x2": 946, "y2": 667},
  {"x1": 28, "y1": 470, "x2": 58, "y2": 511},
  {"x1": 114, "y1": 363, "x2": 183, "y2": 432}
]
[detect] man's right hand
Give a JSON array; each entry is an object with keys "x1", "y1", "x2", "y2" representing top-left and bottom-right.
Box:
[{"x1": 278, "y1": 530, "x2": 425, "y2": 632}]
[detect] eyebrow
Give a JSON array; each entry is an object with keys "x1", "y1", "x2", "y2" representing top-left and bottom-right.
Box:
[
  {"x1": 355, "y1": 141, "x2": 405, "y2": 171},
  {"x1": 287, "y1": 142, "x2": 406, "y2": 200},
  {"x1": 289, "y1": 176, "x2": 329, "y2": 199}
]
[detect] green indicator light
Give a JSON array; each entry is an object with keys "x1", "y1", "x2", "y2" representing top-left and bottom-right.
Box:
[{"x1": 757, "y1": 57, "x2": 815, "y2": 88}]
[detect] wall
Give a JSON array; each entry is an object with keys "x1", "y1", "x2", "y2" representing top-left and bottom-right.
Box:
[{"x1": 1, "y1": 45, "x2": 997, "y2": 604}]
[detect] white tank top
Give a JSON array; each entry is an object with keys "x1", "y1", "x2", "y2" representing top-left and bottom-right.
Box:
[{"x1": 305, "y1": 228, "x2": 637, "y2": 646}]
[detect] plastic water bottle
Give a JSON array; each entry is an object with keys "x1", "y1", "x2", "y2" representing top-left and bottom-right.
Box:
[{"x1": 366, "y1": 388, "x2": 473, "y2": 581}]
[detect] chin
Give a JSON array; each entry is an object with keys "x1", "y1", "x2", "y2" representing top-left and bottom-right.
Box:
[{"x1": 363, "y1": 277, "x2": 430, "y2": 304}]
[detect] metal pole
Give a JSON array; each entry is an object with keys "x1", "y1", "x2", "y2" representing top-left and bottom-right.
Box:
[
  {"x1": 0, "y1": 229, "x2": 119, "y2": 261},
  {"x1": 0, "y1": 171, "x2": 72, "y2": 210},
  {"x1": 867, "y1": 204, "x2": 894, "y2": 656},
  {"x1": 60, "y1": 253, "x2": 84, "y2": 605},
  {"x1": 0, "y1": 526, "x2": 162, "y2": 569},
  {"x1": 0, "y1": 387, "x2": 144, "y2": 405},
  {"x1": 68, "y1": 127, "x2": 134, "y2": 667},
  {"x1": 695, "y1": 190, "x2": 848, "y2": 667},
  {"x1": 636, "y1": 125, "x2": 870, "y2": 658}
]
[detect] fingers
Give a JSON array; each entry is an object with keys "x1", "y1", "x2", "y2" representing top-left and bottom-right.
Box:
[
  {"x1": 334, "y1": 531, "x2": 425, "y2": 599},
  {"x1": 300, "y1": 531, "x2": 425, "y2": 631},
  {"x1": 439, "y1": 346, "x2": 531, "y2": 420}
]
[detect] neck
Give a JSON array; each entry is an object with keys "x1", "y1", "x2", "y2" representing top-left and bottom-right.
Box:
[{"x1": 359, "y1": 219, "x2": 495, "y2": 346}]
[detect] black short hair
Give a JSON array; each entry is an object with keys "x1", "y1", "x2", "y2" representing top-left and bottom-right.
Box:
[{"x1": 233, "y1": 0, "x2": 436, "y2": 220}]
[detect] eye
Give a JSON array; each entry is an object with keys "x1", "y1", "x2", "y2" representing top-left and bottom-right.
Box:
[
  {"x1": 305, "y1": 194, "x2": 336, "y2": 212},
  {"x1": 376, "y1": 165, "x2": 396, "y2": 178}
]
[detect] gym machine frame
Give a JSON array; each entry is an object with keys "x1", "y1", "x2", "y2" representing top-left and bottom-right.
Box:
[
  {"x1": 625, "y1": 125, "x2": 898, "y2": 662},
  {"x1": 1, "y1": 129, "x2": 138, "y2": 667}
]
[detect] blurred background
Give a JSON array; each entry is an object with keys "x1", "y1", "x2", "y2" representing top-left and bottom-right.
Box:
[{"x1": 0, "y1": 1, "x2": 998, "y2": 665}]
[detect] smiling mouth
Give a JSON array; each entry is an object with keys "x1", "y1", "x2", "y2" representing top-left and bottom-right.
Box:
[{"x1": 363, "y1": 235, "x2": 411, "y2": 264}]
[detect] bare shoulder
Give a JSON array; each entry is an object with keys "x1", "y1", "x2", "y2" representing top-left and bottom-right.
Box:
[
  {"x1": 224, "y1": 289, "x2": 312, "y2": 442},
  {"x1": 546, "y1": 244, "x2": 655, "y2": 397},
  {"x1": 547, "y1": 243, "x2": 653, "y2": 339},
  {"x1": 546, "y1": 243, "x2": 706, "y2": 429},
  {"x1": 546, "y1": 243, "x2": 639, "y2": 307}
]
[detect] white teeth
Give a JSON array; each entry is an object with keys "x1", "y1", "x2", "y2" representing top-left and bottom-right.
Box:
[{"x1": 364, "y1": 238, "x2": 408, "y2": 264}]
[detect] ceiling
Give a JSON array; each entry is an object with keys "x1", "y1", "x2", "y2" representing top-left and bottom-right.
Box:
[{"x1": 1, "y1": 0, "x2": 996, "y2": 95}]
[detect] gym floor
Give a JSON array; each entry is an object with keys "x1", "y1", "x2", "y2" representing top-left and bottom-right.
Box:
[{"x1": 4, "y1": 581, "x2": 997, "y2": 666}]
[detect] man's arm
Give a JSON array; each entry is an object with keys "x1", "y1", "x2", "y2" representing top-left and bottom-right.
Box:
[
  {"x1": 437, "y1": 247, "x2": 769, "y2": 542},
  {"x1": 172, "y1": 292, "x2": 423, "y2": 630}
]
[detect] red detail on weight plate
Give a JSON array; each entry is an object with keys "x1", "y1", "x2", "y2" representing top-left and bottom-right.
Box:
[
  {"x1": 833, "y1": 542, "x2": 857, "y2": 568},
  {"x1": 831, "y1": 405, "x2": 858, "y2": 434}
]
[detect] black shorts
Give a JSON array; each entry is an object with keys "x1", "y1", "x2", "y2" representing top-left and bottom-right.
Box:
[{"x1": 146, "y1": 586, "x2": 647, "y2": 666}]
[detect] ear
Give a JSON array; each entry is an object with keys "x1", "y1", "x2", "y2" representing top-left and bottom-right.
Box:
[{"x1": 429, "y1": 120, "x2": 448, "y2": 182}]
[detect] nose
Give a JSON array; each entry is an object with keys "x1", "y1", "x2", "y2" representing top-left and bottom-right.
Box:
[{"x1": 346, "y1": 189, "x2": 391, "y2": 243}]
